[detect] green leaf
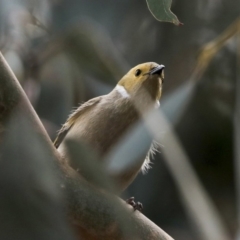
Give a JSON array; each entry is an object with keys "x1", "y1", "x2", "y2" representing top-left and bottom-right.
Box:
[{"x1": 146, "y1": 0, "x2": 183, "y2": 26}]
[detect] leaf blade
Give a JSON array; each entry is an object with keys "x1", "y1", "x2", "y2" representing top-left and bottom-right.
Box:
[{"x1": 146, "y1": 0, "x2": 183, "y2": 26}]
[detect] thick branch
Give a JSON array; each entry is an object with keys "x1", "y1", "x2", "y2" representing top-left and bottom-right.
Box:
[{"x1": 0, "y1": 51, "x2": 174, "y2": 240}]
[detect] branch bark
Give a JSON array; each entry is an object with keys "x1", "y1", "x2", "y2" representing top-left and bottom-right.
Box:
[{"x1": 0, "y1": 51, "x2": 174, "y2": 240}]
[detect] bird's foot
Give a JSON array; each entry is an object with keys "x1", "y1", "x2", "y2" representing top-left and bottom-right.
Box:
[{"x1": 126, "y1": 197, "x2": 143, "y2": 212}]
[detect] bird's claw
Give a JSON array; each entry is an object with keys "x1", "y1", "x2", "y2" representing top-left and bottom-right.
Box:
[{"x1": 126, "y1": 197, "x2": 143, "y2": 212}]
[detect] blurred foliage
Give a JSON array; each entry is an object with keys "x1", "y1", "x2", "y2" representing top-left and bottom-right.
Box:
[
  {"x1": 0, "y1": 110, "x2": 76, "y2": 240},
  {"x1": 0, "y1": 0, "x2": 239, "y2": 240}
]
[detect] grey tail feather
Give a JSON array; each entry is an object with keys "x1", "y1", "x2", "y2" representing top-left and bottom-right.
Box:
[{"x1": 141, "y1": 140, "x2": 161, "y2": 174}]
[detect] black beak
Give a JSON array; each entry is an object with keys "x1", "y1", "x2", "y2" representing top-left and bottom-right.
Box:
[{"x1": 150, "y1": 65, "x2": 165, "y2": 75}]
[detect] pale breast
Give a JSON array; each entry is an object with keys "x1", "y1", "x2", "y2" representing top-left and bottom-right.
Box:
[{"x1": 59, "y1": 92, "x2": 140, "y2": 156}]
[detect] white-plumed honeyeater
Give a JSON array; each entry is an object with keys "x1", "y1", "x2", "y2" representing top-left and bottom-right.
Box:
[{"x1": 54, "y1": 62, "x2": 165, "y2": 195}]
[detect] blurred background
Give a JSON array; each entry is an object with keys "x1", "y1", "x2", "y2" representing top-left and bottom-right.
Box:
[{"x1": 0, "y1": 0, "x2": 239, "y2": 239}]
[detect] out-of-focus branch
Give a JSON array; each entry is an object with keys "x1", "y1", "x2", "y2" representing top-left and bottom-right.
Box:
[
  {"x1": 157, "y1": 18, "x2": 240, "y2": 239},
  {"x1": 0, "y1": 51, "x2": 174, "y2": 240},
  {"x1": 37, "y1": 18, "x2": 129, "y2": 81},
  {"x1": 158, "y1": 18, "x2": 240, "y2": 126},
  {"x1": 233, "y1": 26, "x2": 240, "y2": 239},
  {"x1": 191, "y1": 17, "x2": 240, "y2": 81},
  {"x1": 129, "y1": 89, "x2": 231, "y2": 240}
]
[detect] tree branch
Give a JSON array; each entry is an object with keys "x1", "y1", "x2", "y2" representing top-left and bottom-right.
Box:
[{"x1": 0, "y1": 51, "x2": 174, "y2": 240}]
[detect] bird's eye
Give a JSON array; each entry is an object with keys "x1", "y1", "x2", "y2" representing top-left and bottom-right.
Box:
[{"x1": 135, "y1": 69, "x2": 142, "y2": 77}]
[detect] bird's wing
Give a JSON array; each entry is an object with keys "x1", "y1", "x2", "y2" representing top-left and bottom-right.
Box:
[{"x1": 54, "y1": 96, "x2": 102, "y2": 148}]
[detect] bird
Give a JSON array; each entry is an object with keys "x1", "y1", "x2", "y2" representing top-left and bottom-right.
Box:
[{"x1": 54, "y1": 62, "x2": 165, "y2": 208}]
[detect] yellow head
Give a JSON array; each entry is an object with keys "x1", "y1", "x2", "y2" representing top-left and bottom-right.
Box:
[{"x1": 118, "y1": 62, "x2": 165, "y2": 101}]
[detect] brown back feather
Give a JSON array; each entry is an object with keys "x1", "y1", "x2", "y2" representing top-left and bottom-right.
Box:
[{"x1": 53, "y1": 96, "x2": 102, "y2": 148}]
